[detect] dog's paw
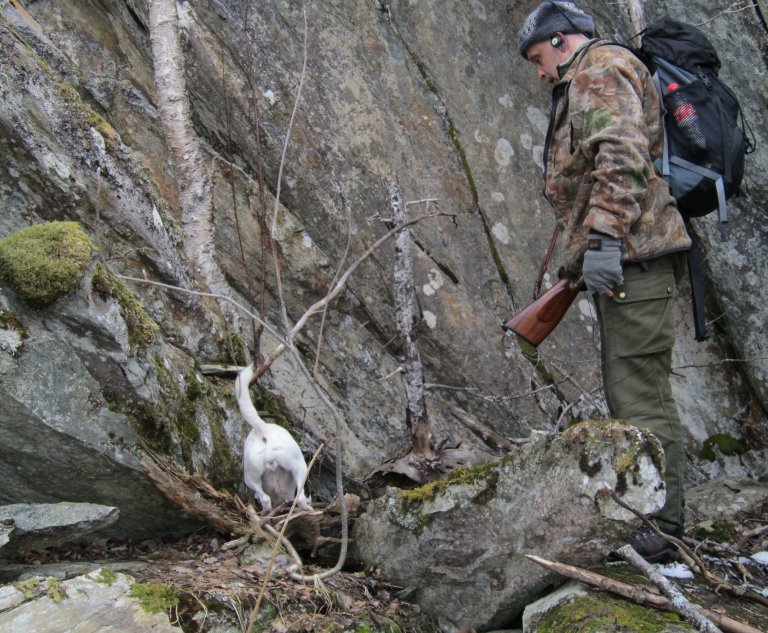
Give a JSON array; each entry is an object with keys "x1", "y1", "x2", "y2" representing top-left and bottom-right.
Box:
[{"x1": 297, "y1": 495, "x2": 313, "y2": 512}]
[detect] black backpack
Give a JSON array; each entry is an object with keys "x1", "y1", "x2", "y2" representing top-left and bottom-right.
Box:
[
  {"x1": 636, "y1": 16, "x2": 754, "y2": 242},
  {"x1": 633, "y1": 17, "x2": 755, "y2": 341}
]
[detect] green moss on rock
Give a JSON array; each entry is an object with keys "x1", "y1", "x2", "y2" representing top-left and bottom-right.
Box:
[
  {"x1": 129, "y1": 582, "x2": 178, "y2": 615},
  {"x1": 399, "y1": 459, "x2": 502, "y2": 507},
  {"x1": 694, "y1": 519, "x2": 736, "y2": 544},
  {"x1": 13, "y1": 578, "x2": 41, "y2": 599},
  {"x1": 92, "y1": 263, "x2": 159, "y2": 348},
  {"x1": 0, "y1": 308, "x2": 27, "y2": 338},
  {"x1": 700, "y1": 433, "x2": 748, "y2": 462},
  {"x1": 153, "y1": 357, "x2": 201, "y2": 466},
  {"x1": 217, "y1": 329, "x2": 246, "y2": 366},
  {"x1": 0, "y1": 221, "x2": 97, "y2": 307},
  {"x1": 95, "y1": 568, "x2": 118, "y2": 586},
  {"x1": 533, "y1": 592, "x2": 691, "y2": 632}
]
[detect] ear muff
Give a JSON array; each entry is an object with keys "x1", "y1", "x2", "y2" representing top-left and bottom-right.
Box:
[{"x1": 551, "y1": 35, "x2": 562, "y2": 48}]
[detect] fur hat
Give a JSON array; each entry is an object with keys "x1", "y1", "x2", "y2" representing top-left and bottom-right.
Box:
[{"x1": 518, "y1": 1, "x2": 595, "y2": 59}]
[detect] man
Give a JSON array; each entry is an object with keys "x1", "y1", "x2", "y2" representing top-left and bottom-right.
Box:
[{"x1": 518, "y1": 1, "x2": 692, "y2": 562}]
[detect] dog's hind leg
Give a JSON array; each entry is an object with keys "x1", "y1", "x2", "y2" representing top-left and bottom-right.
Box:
[
  {"x1": 245, "y1": 471, "x2": 273, "y2": 513},
  {"x1": 289, "y1": 463, "x2": 313, "y2": 511}
]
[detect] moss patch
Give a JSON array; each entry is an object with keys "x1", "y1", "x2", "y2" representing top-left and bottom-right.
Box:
[
  {"x1": 217, "y1": 328, "x2": 246, "y2": 366},
  {"x1": 153, "y1": 357, "x2": 201, "y2": 466},
  {"x1": 694, "y1": 519, "x2": 736, "y2": 544},
  {"x1": 399, "y1": 459, "x2": 502, "y2": 507},
  {"x1": 94, "y1": 568, "x2": 118, "y2": 586},
  {"x1": 129, "y1": 582, "x2": 178, "y2": 615},
  {"x1": 700, "y1": 433, "x2": 748, "y2": 462},
  {"x1": 533, "y1": 591, "x2": 691, "y2": 632},
  {"x1": 0, "y1": 309, "x2": 27, "y2": 338},
  {"x1": 103, "y1": 388, "x2": 173, "y2": 453},
  {"x1": 92, "y1": 263, "x2": 159, "y2": 348},
  {"x1": 0, "y1": 221, "x2": 97, "y2": 307}
]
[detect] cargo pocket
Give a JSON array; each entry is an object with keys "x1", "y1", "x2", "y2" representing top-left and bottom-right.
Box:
[{"x1": 602, "y1": 270, "x2": 677, "y2": 358}]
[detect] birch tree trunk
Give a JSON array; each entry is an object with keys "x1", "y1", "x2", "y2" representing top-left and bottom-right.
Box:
[
  {"x1": 387, "y1": 179, "x2": 435, "y2": 459},
  {"x1": 148, "y1": 0, "x2": 235, "y2": 321},
  {"x1": 627, "y1": 0, "x2": 647, "y2": 34}
]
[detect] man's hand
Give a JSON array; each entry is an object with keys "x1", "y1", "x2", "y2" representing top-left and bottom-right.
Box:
[{"x1": 583, "y1": 233, "x2": 623, "y2": 296}]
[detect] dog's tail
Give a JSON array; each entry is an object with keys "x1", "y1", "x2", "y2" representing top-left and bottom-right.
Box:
[{"x1": 235, "y1": 364, "x2": 267, "y2": 432}]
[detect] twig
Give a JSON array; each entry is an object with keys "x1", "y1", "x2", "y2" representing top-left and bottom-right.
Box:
[
  {"x1": 270, "y1": 2, "x2": 309, "y2": 333},
  {"x1": 283, "y1": 346, "x2": 349, "y2": 583},
  {"x1": 525, "y1": 555, "x2": 763, "y2": 633},
  {"x1": 405, "y1": 197, "x2": 440, "y2": 207},
  {"x1": 313, "y1": 191, "x2": 352, "y2": 380},
  {"x1": 617, "y1": 544, "x2": 723, "y2": 632},
  {"x1": 697, "y1": 1, "x2": 757, "y2": 27},
  {"x1": 610, "y1": 491, "x2": 768, "y2": 607},
  {"x1": 674, "y1": 357, "x2": 768, "y2": 371},
  {"x1": 738, "y1": 524, "x2": 768, "y2": 548},
  {"x1": 448, "y1": 405, "x2": 521, "y2": 452},
  {"x1": 610, "y1": 490, "x2": 724, "y2": 579},
  {"x1": 246, "y1": 443, "x2": 324, "y2": 633}
]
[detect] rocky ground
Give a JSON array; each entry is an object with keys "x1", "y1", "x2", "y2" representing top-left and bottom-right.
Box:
[
  {"x1": 1, "y1": 526, "x2": 437, "y2": 632},
  {"x1": 1, "y1": 493, "x2": 767, "y2": 633}
]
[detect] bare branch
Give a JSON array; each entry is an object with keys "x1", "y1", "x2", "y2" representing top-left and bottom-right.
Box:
[
  {"x1": 617, "y1": 544, "x2": 723, "y2": 632},
  {"x1": 282, "y1": 211, "x2": 451, "y2": 355},
  {"x1": 116, "y1": 208, "x2": 450, "y2": 384},
  {"x1": 609, "y1": 491, "x2": 768, "y2": 608},
  {"x1": 697, "y1": 1, "x2": 758, "y2": 27},
  {"x1": 270, "y1": 3, "x2": 310, "y2": 332},
  {"x1": 525, "y1": 555, "x2": 762, "y2": 633},
  {"x1": 246, "y1": 444, "x2": 325, "y2": 633},
  {"x1": 313, "y1": 191, "x2": 353, "y2": 380},
  {"x1": 448, "y1": 405, "x2": 522, "y2": 452}
]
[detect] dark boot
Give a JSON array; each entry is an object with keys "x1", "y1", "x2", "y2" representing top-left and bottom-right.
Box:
[{"x1": 609, "y1": 525, "x2": 679, "y2": 564}]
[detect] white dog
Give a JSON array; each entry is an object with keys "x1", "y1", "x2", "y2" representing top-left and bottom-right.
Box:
[{"x1": 235, "y1": 364, "x2": 313, "y2": 513}]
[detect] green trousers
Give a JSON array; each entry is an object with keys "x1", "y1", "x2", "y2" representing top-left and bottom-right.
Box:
[{"x1": 595, "y1": 252, "x2": 687, "y2": 535}]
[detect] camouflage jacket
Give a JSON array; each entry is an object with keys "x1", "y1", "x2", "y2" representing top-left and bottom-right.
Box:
[{"x1": 544, "y1": 40, "x2": 691, "y2": 277}]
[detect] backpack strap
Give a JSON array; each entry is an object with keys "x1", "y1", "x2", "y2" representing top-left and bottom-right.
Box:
[
  {"x1": 651, "y1": 71, "x2": 672, "y2": 178},
  {"x1": 686, "y1": 228, "x2": 709, "y2": 342},
  {"x1": 668, "y1": 157, "x2": 729, "y2": 241},
  {"x1": 651, "y1": 56, "x2": 730, "y2": 241}
]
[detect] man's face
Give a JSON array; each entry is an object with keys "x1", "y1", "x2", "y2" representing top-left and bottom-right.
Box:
[{"x1": 525, "y1": 39, "x2": 567, "y2": 85}]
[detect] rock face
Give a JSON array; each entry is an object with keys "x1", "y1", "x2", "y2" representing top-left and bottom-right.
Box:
[
  {"x1": 354, "y1": 422, "x2": 666, "y2": 631},
  {"x1": 0, "y1": 0, "x2": 766, "y2": 544},
  {"x1": 0, "y1": 503, "x2": 120, "y2": 556}
]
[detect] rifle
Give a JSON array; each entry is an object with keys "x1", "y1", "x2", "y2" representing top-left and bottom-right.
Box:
[
  {"x1": 502, "y1": 277, "x2": 580, "y2": 347},
  {"x1": 502, "y1": 226, "x2": 580, "y2": 347}
]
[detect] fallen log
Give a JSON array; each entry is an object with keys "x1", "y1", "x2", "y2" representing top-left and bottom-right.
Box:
[{"x1": 525, "y1": 554, "x2": 762, "y2": 633}]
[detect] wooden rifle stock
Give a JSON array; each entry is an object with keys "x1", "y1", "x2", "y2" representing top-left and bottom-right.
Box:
[{"x1": 503, "y1": 278, "x2": 580, "y2": 347}]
